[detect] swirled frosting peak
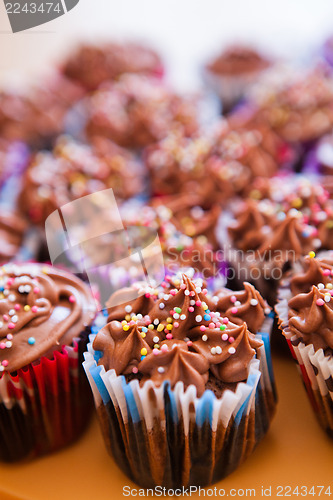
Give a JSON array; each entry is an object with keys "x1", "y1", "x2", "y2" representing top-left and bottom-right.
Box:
[
  {"x1": 0, "y1": 263, "x2": 96, "y2": 373},
  {"x1": 94, "y1": 273, "x2": 263, "y2": 397}
]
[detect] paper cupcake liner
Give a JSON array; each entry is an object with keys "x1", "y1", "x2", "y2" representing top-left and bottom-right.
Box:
[
  {"x1": 0, "y1": 327, "x2": 95, "y2": 462},
  {"x1": 83, "y1": 332, "x2": 276, "y2": 488},
  {"x1": 275, "y1": 285, "x2": 333, "y2": 437}
]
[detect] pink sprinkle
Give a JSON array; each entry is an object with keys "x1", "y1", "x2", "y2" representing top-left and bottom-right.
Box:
[
  {"x1": 170, "y1": 289, "x2": 177, "y2": 296},
  {"x1": 173, "y1": 322, "x2": 179, "y2": 328},
  {"x1": 14, "y1": 304, "x2": 21, "y2": 311},
  {"x1": 231, "y1": 307, "x2": 238, "y2": 314},
  {"x1": 33, "y1": 287, "x2": 40, "y2": 294},
  {"x1": 180, "y1": 284, "x2": 186, "y2": 290},
  {"x1": 316, "y1": 299, "x2": 325, "y2": 306},
  {"x1": 209, "y1": 322, "x2": 215, "y2": 329},
  {"x1": 31, "y1": 306, "x2": 38, "y2": 313},
  {"x1": 216, "y1": 322, "x2": 221, "y2": 328},
  {"x1": 195, "y1": 300, "x2": 202, "y2": 307},
  {"x1": 8, "y1": 323, "x2": 15, "y2": 330},
  {"x1": 153, "y1": 348, "x2": 160, "y2": 355},
  {"x1": 7, "y1": 279, "x2": 13, "y2": 286},
  {"x1": 132, "y1": 367, "x2": 138, "y2": 374},
  {"x1": 190, "y1": 291, "x2": 195, "y2": 297},
  {"x1": 202, "y1": 289, "x2": 208, "y2": 295},
  {"x1": 222, "y1": 333, "x2": 229, "y2": 341},
  {"x1": 187, "y1": 341, "x2": 193, "y2": 347},
  {"x1": 145, "y1": 293, "x2": 151, "y2": 298},
  {"x1": 0, "y1": 343, "x2": 5, "y2": 350},
  {"x1": 1, "y1": 360, "x2": 8, "y2": 367},
  {"x1": 330, "y1": 291, "x2": 333, "y2": 296},
  {"x1": 223, "y1": 317, "x2": 229, "y2": 324},
  {"x1": 230, "y1": 295, "x2": 237, "y2": 303},
  {"x1": 323, "y1": 269, "x2": 331, "y2": 276},
  {"x1": 3, "y1": 315, "x2": 8, "y2": 322},
  {"x1": 166, "y1": 333, "x2": 173, "y2": 340},
  {"x1": 189, "y1": 307, "x2": 194, "y2": 312},
  {"x1": 200, "y1": 325, "x2": 206, "y2": 332},
  {"x1": 170, "y1": 310, "x2": 175, "y2": 316},
  {"x1": 229, "y1": 337, "x2": 235, "y2": 343},
  {"x1": 69, "y1": 295, "x2": 76, "y2": 303},
  {"x1": 129, "y1": 320, "x2": 135, "y2": 326},
  {"x1": 161, "y1": 344, "x2": 168, "y2": 352}
]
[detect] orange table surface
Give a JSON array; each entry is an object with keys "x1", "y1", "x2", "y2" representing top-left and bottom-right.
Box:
[{"x1": 0, "y1": 348, "x2": 332, "y2": 500}]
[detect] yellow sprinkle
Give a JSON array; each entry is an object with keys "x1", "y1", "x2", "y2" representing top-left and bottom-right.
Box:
[
  {"x1": 140, "y1": 332, "x2": 146, "y2": 338},
  {"x1": 327, "y1": 283, "x2": 333, "y2": 290},
  {"x1": 174, "y1": 279, "x2": 180, "y2": 286},
  {"x1": 132, "y1": 315, "x2": 138, "y2": 322},
  {"x1": 157, "y1": 324, "x2": 164, "y2": 332},
  {"x1": 166, "y1": 317, "x2": 172, "y2": 323},
  {"x1": 24, "y1": 305, "x2": 31, "y2": 312},
  {"x1": 125, "y1": 314, "x2": 131, "y2": 322},
  {"x1": 166, "y1": 324, "x2": 173, "y2": 331},
  {"x1": 141, "y1": 348, "x2": 147, "y2": 356},
  {"x1": 123, "y1": 325, "x2": 129, "y2": 332},
  {"x1": 122, "y1": 320, "x2": 127, "y2": 325},
  {"x1": 291, "y1": 197, "x2": 302, "y2": 209},
  {"x1": 203, "y1": 303, "x2": 208, "y2": 310},
  {"x1": 148, "y1": 324, "x2": 154, "y2": 330},
  {"x1": 309, "y1": 251, "x2": 316, "y2": 259},
  {"x1": 154, "y1": 344, "x2": 160, "y2": 349}
]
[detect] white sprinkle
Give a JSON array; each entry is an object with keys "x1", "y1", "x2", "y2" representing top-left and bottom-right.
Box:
[
  {"x1": 18, "y1": 286, "x2": 25, "y2": 293},
  {"x1": 202, "y1": 334, "x2": 208, "y2": 341},
  {"x1": 184, "y1": 290, "x2": 190, "y2": 296},
  {"x1": 190, "y1": 300, "x2": 195, "y2": 306},
  {"x1": 195, "y1": 315, "x2": 202, "y2": 322},
  {"x1": 137, "y1": 314, "x2": 143, "y2": 320},
  {"x1": 3, "y1": 290, "x2": 9, "y2": 296},
  {"x1": 250, "y1": 299, "x2": 258, "y2": 306},
  {"x1": 222, "y1": 333, "x2": 228, "y2": 341},
  {"x1": 0, "y1": 322, "x2": 3, "y2": 328},
  {"x1": 125, "y1": 305, "x2": 132, "y2": 313},
  {"x1": 153, "y1": 336, "x2": 159, "y2": 343},
  {"x1": 195, "y1": 287, "x2": 202, "y2": 293},
  {"x1": 228, "y1": 347, "x2": 236, "y2": 354},
  {"x1": 0, "y1": 366, "x2": 4, "y2": 372},
  {"x1": 173, "y1": 313, "x2": 179, "y2": 320},
  {"x1": 163, "y1": 294, "x2": 170, "y2": 301},
  {"x1": 180, "y1": 314, "x2": 186, "y2": 320},
  {"x1": 24, "y1": 285, "x2": 31, "y2": 293},
  {"x1": 324, "y1": 294, "x2": 331, "y2": 303},
  {"x1": 318, "y1": 283, "x2": 325, "y2": 290},
  {"x1": 211, "y1": 347, "x2": 217, "y2": 355},
  {"x1": 153, "y1": 319, "x2": 159, "y2": 325},
  {"x1": 5, "y1": 341, "x2": 12, "y2": 348},
  {"x1": 216, "y1": 346, "x2": 222, "y2": 355},
  {"x1": 159, "y1": 303, "x2": 165, "y2": 309},
  {"x1": 8, "y1": 294, "x2": 15, "y2": 302},
  {"x1": 235, "y1": 301, "x2": 241, "y2": 307},
  {"x1": 11, "y1": 315, "x2": 18, "y2": 323},
  {"x1": 157, "y1": 367, "x2": 165, "y2": 374},
  {"x1": 8, "y1": 309, "x2": 15, "y2": 316}
]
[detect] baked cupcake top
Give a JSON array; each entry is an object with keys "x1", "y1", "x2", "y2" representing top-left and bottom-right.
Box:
[
  {"x1": 18, "y1": 136, "x2": 143, "y2": 225},
  {"x1": 94, "y1": 273, "x2": 263, "y2": 397},
  {"x1": 62, "y1": 42, "x2": 163, "y2": 91},
  {"x1": 85, "y1": 74, "x2": 199, "y2": 148},
  {"x1": 206, "y1": 46, "x2": 270, "y2": 76},
  {"x1": 0, "y1": 264, "x2": 96, "y2": 373},
  {"x1": 288, "y1": 285, "x2": 333, "y2": 353}
]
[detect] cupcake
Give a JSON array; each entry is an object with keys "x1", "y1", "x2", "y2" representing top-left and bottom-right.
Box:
[
  {"x1": 62, "y1": 42, "x2": 163, "y2": 91},
  {"x1": 85, "y1": 74, "x2": 199, "y2": 148},
  {"x1": 84, "y1": 272, "x2": 276, "y2": 488},
  {"x1": 18, "y1": 135, "x2": 144, "y2": 227},
  {"x1": 204, "y1": 45, "x2": 271, "y2": 113},
  {"x1": 0, "y1": 263, "x2": 98, "y2": 461},
  {"x1": 275, "y1": 255, "x2": 333, "y2": 437},
  {"x1": 224, "y1": 198, "x2": 318, "y2": 305}
]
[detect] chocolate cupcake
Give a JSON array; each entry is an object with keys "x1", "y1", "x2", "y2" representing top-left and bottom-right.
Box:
[
  {"x1": 204, "y1": 45, "x2": 271, "y2": 112},
  {"x1": 84, "y1": 272, "x2": 276, "y2": 488},
  {"x1": 18, "y1": 136, "x2": 144, "y2": 226},
  {"x1": 85, "y1": 74, "x2": 199, "y2": 148},
  {"x1": 0, "y1": 263, "x2": 98, "y2": 461},
  {"x1": 275, "y1": 255, "x2": 333, "y2": 437},
  {"x1": 62, "y1": 42, "x2": 163, "y2": 91}
]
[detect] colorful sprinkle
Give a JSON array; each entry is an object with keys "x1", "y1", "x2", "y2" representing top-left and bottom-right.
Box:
[{"x1": 28, "y1": 337, "x2": 36, "y2": 345}]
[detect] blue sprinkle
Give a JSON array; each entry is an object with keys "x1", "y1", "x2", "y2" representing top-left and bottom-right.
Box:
[
  {"x1": 28, "y1": 337, "x2": 36, "y2": 345},
  {"x1": 141, "y1": 327, "x2": 148, "y2": 333},
  {"x1": 204, "y1": 314, "x2": 211, "y2": 321},
  {"x1": 140, "y1": 355, "x2": 146, "y2": 361}
]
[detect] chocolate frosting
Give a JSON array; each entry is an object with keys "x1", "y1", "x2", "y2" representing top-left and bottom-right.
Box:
[
  {"x1": 0, "y1": 264, "x2": 96, "y2": 373},
  {"x1": 207, "y1": 46, "x2": 270, "y2": 76},
  {"x1": 214, "y1": 282, "x2": 269, "y2": 333},
  {"x1": 290, "y1": 255, "x2": 333, "y2": 296},
  {"x1": 94, "y1": 274, "x2": 263, "y2": 397},
  {"x1": 288, "y1": 285, "x2": 333, "y2": 352},
  {"x1": 0, "y1": 212, "x2": 27, "y2": 264}
]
